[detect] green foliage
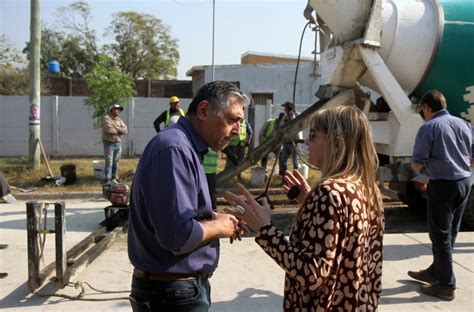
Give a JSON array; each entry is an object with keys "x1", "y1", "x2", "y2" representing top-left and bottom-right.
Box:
[
  {"x1": 21, "y1": 1, "x2": 180, "y2": 80},
  {"x1": 0, "y1": 34, "x2": 24, "y2": 66},
  {"x1": 54, "y1": 0, "x2": 99, "y2": 56},
  {"x1": 0, "y1": 35, "x2": 50, "y2": 95},
  {"x1": 23, "y1": 28, "x2": 98, "y2": 78},
  {"x1": 105, "y1": 11, "x2": 179, "y2": 79},
  {"x1": 0, "y1": 66, "x2": 29, "y2": 95},
  {"x1": 84, "y1": 55, "x2": 136, "y2": 128}
]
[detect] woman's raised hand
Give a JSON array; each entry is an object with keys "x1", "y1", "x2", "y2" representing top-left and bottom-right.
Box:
[
  {"x1": 283, "y1": 169, "x2": 311, "y2": 205},
  {"x1": 223, "y1": 183, "x2": 272, "y2": 232}
]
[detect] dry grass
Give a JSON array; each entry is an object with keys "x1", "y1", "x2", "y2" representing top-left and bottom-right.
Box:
[
  {"x1": 0, "y1": 156, "x2": 139, "y2": 192},
  {"x1": 1, "y1": 154, "x2": 321, "y2": 193}
]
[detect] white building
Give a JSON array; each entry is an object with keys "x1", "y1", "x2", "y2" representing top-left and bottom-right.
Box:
[{"x1": 186, "y1": 51, "x2": 321, "y2": 146}]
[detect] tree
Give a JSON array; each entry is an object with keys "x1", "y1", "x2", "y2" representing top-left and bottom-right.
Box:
[
  {"x1": 23, "y1": 28, "x2": 97, "y2": 78},
  {"x1": 22, "y1": 1, "x2": 100, "y2": 78},
  {"x1": 0, "y1": 35, "x2": 50, "y2": 95},
  {"x1": 84, "y1": 55, "x2": 136, "y2": 128},
  {"x1": 105, "y1": 11, "x2": 180, "y2": 79},
  {"x1": 0, "y1": 34, "x2": 24, "y2": 66},
  {"x1": 54, "y1": 0, "x2": 99, "y2": 57}
]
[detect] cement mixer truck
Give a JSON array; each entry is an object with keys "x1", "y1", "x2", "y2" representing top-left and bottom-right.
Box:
[
  {"x1": 217, "y1": 0, "x2": 473, "y2": 228},
  {"x1": 307, "y1": 0, "x2": 474, "y2": 227}
]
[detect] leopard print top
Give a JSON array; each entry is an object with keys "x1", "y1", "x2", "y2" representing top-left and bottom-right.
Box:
[{"x1": 255, "y1": 179, "x2": 384, "y2": 311}]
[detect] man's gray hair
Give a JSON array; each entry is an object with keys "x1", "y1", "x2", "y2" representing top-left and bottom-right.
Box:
[{"x1": 187, "y1": 81, "x2": 249, "y2": 115}]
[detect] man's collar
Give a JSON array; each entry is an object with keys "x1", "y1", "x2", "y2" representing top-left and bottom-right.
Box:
[
  {"x1": 431, "y1": 109, "x2": 448, "y2": 120},
  {"x1": 177, "y1": 117, "x2": 208, "y2": 156}
]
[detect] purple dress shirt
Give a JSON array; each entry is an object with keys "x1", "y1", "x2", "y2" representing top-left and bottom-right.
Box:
[{"x1": 128, "y1": 117, "x2": 218, "y2": 274}]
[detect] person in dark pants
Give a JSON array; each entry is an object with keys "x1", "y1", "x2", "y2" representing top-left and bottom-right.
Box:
[
  {"x1": 408, "y1": 90, "x2": 472, "y2": 301},
  {"x1": 278, "y1": 102, "x2": 303, "y2": 181},
  {"x1": 0, "y1": 171, "x2": 16, "y2": 204},
  {"x1": 258, "y1": 113, "x2": 285, "y2": 172},
  {"x1": 128, "y1": 81, "x2": 248, "y2": 311}
]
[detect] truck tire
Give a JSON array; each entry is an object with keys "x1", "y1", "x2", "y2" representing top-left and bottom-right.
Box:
[{"x1": 461, "y1": 186, "x2": 474, "y2": 230}]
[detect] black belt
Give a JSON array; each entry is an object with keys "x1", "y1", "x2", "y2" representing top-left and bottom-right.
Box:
[{"x1": 133, "y1": 269, "x2": 212, "y2": 281}]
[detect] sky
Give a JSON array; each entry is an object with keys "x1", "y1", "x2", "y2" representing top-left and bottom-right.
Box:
[{"x1": 0, "y1": 0, "x2": 315, "y2": 79}]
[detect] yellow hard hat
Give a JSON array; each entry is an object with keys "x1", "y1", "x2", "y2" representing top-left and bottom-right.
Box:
[{"x1": 169, "y1": 96, "x2": 180, "y2": 104}]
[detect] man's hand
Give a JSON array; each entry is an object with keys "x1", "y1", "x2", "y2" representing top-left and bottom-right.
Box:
[
  {"x1": 411, "y1": 162, "x2": 425, "y2": 172},
  {"x1": 212, "y1": 212, "x2": 240, "y2": 238},
  {"x1": 230, "y1": 220, "x2": 249, "y2": 244}
]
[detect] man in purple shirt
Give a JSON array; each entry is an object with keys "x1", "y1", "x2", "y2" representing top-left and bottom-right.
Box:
[
  {"x1": 128, "y1": 81, "x2": 248, "y2": 311},
  {"x1": 408, "y1": 90, "x2": 472, "y2": 301}
]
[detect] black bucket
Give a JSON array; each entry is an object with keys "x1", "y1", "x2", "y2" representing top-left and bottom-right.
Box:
[{"x1": 60, "y1": 164, "x2": 77, "y2": 185}]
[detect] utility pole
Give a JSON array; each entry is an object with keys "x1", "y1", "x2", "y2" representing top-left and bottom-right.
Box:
[
  {"x1": 29, "y1": 0, "x2": 41, "y2": 169},
  {"x1": 211, "y1": 0, "x2": 215, "y2": 82}
]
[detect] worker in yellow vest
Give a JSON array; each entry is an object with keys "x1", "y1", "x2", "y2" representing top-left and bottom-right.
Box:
[
  {"x1": 203, "y1": 149, "x2": 219, "y2": 210},
  {"x1": 153, "y1": 96, "x2": 185, "y2": 132},
  {"x1": 223, "y1": 119, "x2": 253, "y2": 169},
  {"x1": 258, "y1": 112, "x2": 285, "y2": 171}
]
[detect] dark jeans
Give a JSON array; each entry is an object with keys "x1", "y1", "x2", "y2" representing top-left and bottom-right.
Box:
[
  {"x1": 130, "y1": 275, "x2": 211, "y2": 312},
  {"x1": 279, "y1": 142, "x2": 298, "y2": 176},
  {"x1": 261, "y1": 148, "x2": 280, "y2": 171},
  {"x1": 426, "y1": 177, "x2": 470, "y2": 288}
]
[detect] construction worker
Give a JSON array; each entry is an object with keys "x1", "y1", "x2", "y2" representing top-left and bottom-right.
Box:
[
  {"x1": 224, "y1": 118, "x2": 252, "y2": 169},
  {"x1": 258, "y1": 112, "x2": 285, "y2": 171},
  {"x1": 153, "y1": 96, "x2": 185, "y2": 133},
  {"x1": 203, "y1": 149, "x2": 219, "y2": 210},
  {"x1": 279, "y1": 101, "x2": 303, "y2": 180}
]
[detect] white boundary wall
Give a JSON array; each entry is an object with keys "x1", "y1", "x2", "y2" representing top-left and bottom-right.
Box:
[
  {"x1": 0, "y1": 96, "x2": 312, "y2": 157},
  {"x1": 0, "y1": 96, "x2": 192, "y2": 157}
]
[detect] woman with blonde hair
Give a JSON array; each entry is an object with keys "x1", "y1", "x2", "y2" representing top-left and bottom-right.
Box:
[{"x1": 224, "y1": 105, "x2": 384, "y2": 311}]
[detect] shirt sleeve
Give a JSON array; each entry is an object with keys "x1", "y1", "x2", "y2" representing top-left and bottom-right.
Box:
[
  {"x1": 117, "y1": 118, "x2": 128, "y2": 134},
  {"x1": 140, "y1": 145, "x2": 204, "y2": 254},
  {"x1": 153, "y1": 111, "x2": 166, "y2": 133},
  {"x1": 258, "y1": 121, "x2": 268, "y2": 145},
  {"x1": 255, "y1": 184, "x2": 342, "y2": 291},
  {"x1": 102, "y1": 116, "x2": 118, "y2": 135},
  {"x1": 412, "y1": 124, "x2": 433, "y2": 165}
]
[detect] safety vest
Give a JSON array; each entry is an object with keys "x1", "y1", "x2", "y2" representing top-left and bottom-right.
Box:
[
  {"x1": 264, "y1": 119, "x2": 276, "y2": 140},
  {"x1": 204, "y1": 149, "x2": 219, "y2": 174},
  {"x1": 165, "y1": 108, "x2": 185, "y2": 127},
  {"x1": 230, "y1": 120, "x2": 247, "y2": 146}
]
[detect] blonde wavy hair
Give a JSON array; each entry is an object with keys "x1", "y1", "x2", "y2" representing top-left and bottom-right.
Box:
[{"x1": 308, "y1": 105, "x2": 382, "y2": 217}]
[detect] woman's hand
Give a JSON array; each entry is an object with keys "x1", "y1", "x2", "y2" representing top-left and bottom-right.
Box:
[
  {"x1": 283, "y1": 169, "x2": 311, "y2": 205},
  {"x1": 223, "y1": 183, "x2": 272, "y2": 232}
]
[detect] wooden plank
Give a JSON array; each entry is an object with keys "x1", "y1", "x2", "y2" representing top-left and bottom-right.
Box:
[
  {"x1": 36, "y1": 226, "x2": 108, "y2": 289},
  {"x1": 26, "y1": 201, "x2": 42, "y2": 292},
  {"x1": 37, "y1": 138, "x2": 54, "y2": 177},
  {"x1": 65, "y1": 226, "x2": 124, "y2": 283},
  {"x1": 54, "y1": 202, "x2": 66, "y2": 288}
]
